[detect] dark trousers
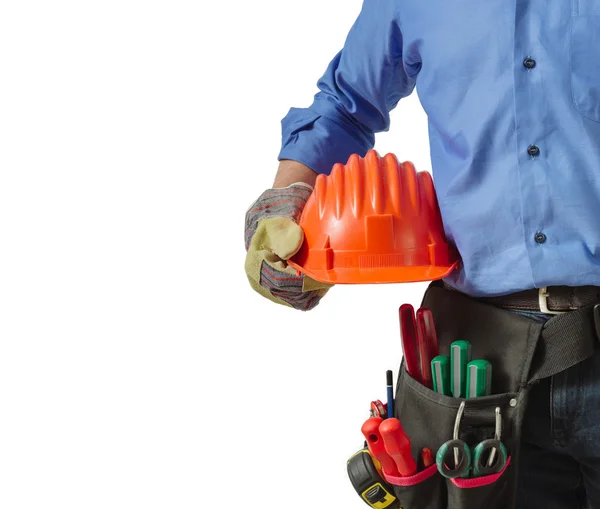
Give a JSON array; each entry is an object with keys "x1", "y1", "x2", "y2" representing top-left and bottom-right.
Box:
[{"x1": 512, "y1": 309, "x2": 600, "y2": 509}]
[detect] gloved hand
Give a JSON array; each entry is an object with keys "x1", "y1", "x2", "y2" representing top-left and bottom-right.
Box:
[{"x1": 244, "y1": 183, "x2": 332, "y2": 311}]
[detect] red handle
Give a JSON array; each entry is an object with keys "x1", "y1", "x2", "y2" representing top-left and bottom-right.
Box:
[
  {"x1": 416, "y1": 307, "x2": 439, "y2": 389},
  {"x1": 379, "y1": 418, "x2": 417, "y2": 476},
  {"x1": 421, "y1": 447, "x2": 434, "y2": 468},
  {"x1": 361, "y1": 417, "x2": 400, "y2": 477},
  {"x1": 399, "y1": 304, "x2": 421, "y2": 383}
]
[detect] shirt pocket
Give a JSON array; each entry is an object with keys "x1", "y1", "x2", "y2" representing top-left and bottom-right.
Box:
[{"x1": 570, "y1": 12, "x2": 600, "y2": 122}]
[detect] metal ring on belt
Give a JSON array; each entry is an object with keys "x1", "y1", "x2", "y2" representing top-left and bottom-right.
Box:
[{"x1": 442, "y1": 282, "x2": 600, "y2": 314}]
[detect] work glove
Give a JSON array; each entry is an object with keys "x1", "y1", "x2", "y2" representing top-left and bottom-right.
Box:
[{"x1": 244, "y1": 183, "x2": 332, "y2": 311}]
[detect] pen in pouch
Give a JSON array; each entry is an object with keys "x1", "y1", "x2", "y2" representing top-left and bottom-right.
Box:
[{"x1": 387, "y1": 370, "x2": 394, "y2": 419}]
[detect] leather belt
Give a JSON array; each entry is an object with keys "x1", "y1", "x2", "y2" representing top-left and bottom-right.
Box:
[{"x1": 442, "y1": 282, "x2": 600, "y2": 314}]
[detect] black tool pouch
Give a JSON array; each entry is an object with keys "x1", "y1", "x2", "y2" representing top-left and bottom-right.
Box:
[
  {"x1": 384, "y1": 463, "x2": 446, "y2": 508},
  {"x1": 385, "y1": 280, "x2": 600, "y2": 509}
]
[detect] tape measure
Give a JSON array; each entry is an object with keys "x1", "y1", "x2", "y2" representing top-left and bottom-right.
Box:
[{"x1": 347, "y1": 448, "x2": 401, "y2": 509}]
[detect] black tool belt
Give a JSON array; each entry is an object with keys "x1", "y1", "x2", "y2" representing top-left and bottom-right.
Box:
[
  {"x1": 443, "y1": 281, "x2": 600, "y2": 313},
  {"x1": 384, "y1": 280, "x2": 600, "y2": 509}
]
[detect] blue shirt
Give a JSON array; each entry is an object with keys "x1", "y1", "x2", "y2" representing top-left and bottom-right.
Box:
[{"x1": 278, "y1": 0, "x2": 600, "y2": 297}]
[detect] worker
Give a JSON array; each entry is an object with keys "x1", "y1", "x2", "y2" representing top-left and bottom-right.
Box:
[{"x1": 244, "y1": 1, "x2": 600, "y2": 508}]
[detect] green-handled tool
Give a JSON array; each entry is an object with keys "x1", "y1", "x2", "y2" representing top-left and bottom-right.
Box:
[
  {"x1": 472, "y1": 407, "x2": 508, "y2": 477},
  {"x1": 432, "y1": 356, "x2": 451, "y2": 396},
  {"x1": 437, "y1": 403, "x2": 508, "y2": 479},
  {"x1": 450, "y1": 341, "x2": 471, "y2": 398},
  {"x1": 466, "y1": 360, "x2": 492, "y2": 398}
]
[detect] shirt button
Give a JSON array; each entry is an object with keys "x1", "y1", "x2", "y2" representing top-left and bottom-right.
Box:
[
  {"x1": 535, "y1": 232, "x2": 547, "y2": 244},
  {"x1": 523, "y1": 57, "x2": 536, "y2": 69},
  {"x1": 528, "y1": 145, "x2": 540, "y2": 156}
]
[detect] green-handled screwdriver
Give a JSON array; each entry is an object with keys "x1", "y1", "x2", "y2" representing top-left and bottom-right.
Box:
[
  {"x1": 450, "y1": 341, "x2": 472, "y2": 398},
  {"x1": 432, "y1": 356, "x2": 451, "y2": 396},
  {"x1": 466, "y1": 360, "x2": 492, "y2": 398}
]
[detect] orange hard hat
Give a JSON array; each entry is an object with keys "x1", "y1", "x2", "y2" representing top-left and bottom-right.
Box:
[{"x1": 287, "y1": 150, "x2": 459, "y2": 284}]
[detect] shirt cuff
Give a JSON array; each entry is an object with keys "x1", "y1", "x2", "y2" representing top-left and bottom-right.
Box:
[{"x1": 278, "y1": 106, "x2": 374, "y2": 175}]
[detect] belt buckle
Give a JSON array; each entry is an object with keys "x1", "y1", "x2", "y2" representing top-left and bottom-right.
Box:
[{"x1": 538, "y1": 287, "x2": 566, "y2": 315}]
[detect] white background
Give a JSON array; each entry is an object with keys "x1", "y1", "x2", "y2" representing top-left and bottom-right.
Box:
[{"x1": 0, "y1": 1, "x2": 432, "y2": 507}]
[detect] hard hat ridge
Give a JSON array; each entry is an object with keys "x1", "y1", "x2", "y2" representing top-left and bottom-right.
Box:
[{"x1": 288, "y1": 149, "x2": 459, "y2": 284}]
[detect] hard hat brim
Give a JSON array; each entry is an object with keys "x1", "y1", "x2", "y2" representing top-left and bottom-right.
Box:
[{"x1": 287, "y1": 259, "x2": 459, "y2": 285}]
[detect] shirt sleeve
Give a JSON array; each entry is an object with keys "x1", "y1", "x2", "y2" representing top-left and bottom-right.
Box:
[{"x1": 278, "y1": 0, "x2": 418, "y2": 175}]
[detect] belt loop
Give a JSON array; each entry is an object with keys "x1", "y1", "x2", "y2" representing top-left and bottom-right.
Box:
[{"x1": 538, "y1": 287, "x2": 566, "y2": 315}]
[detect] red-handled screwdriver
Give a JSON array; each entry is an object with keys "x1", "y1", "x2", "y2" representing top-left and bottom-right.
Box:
[
  {"x1": 421, "y1": 447, "x2": 435, "y2": 468},
  {"x1": 416, "y1": 307, "x2": 439, "y2": 389},
  {"x1": 399, "y1": 304, "x2": 421, "y2": 383},
  {"x1": 361, "y1": 417, "x2": 400, "y2": 477},
  {"x1": 379, "y1": 418, "x2": 417, "y2": 477}
]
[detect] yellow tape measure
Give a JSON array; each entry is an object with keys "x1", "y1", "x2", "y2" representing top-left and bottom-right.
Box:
[
  {"x1": 361, "y1": 482, "x2": 398, "y2": 509},
  {"x1": 347, "y1": 449, "x2": 402, "y2": 509}
]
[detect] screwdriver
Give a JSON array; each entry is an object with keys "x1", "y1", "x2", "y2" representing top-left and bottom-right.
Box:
[
  {"x1": 399, "y1": 304, "x2": 421, "y2": 383},
  {"x1": 466, "y1": 359, "x2": 492, "y2": 398},
  {"x1": 431, "y1": 355, "x2": 451, "y2": 396},
  {"x1": 361, "y1": 417, "x2": 400, "y2": 477},
  {"x1": 450, "y1": 340, "x2": 472, "y2": 398},
  {"x1": 421, "y1": 448, "x2": 435, "y2": 468},
  {"x1": 416, "y1": 307, "x2": 439, "y2": 389},
  {"x1": 379, "y1": 418, "x2": 417, "y2": 476}
]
